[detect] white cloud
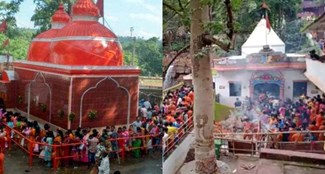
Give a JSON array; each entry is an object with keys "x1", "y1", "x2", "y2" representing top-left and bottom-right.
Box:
[
  {"x1": 105, "y1": 15, "x2": 118, "y2": 22},
  {"x1": 16, "y1": 20, "x2": 35, "y2": 29},
  {"x1": 129, "y1": 13, "x2": 161, "y2": 25},
  {"x1": 124, "y1": 0, "x2": 161, "y2": 15}
]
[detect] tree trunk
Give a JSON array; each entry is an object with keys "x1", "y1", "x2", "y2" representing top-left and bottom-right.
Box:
[{"x1": 190, "y1": 0, "x2": 217, "y2": 173}]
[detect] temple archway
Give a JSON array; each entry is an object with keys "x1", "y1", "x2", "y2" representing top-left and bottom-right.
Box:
[
  {"x1": 26, "y1": 72, "x2": 52, "y2": 122},
  {"x1": 250, "y1": 71, "x2": 284, "y2": 100},
  {"x1": 79, "y1": 77, "x2": 131, "y2": 128}
]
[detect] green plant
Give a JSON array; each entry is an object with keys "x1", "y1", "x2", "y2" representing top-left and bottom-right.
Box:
[
  {"x1": 17, "y1": 95, "x2": 23, "y2": 104},
  {"x1": 57, "y1": 109, "x2": 64, "y2": 118},
  {"x1": 88, "y1": 110, "x2": 98, "y2": 120},
  {"x1": 40, "y1": 103, "x2": 47, "y2": 112},
  {"x1": 69, "y1": 112, "x2": 75, "y2": 121}
]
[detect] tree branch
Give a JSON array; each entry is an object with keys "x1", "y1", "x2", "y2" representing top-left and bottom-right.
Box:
[
  {"x1": 163, "y1": 2, "x2": 183, "y2": 18},
  {"x1": 178, "y1": 0, "x2": 184, "y2": 10},
  {"x1": 164, "y1": 2, "x2": 190, "y2": 24},
  {"x1": 202, "y1": 34, "x2": 230, "y2": 51},
  {"x1": 224, "y1": 0, "x2": 234, "y2": 42}
]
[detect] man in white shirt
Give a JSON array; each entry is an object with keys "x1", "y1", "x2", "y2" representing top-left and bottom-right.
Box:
[
  {"x1": 98, "y1": 151, "x2": 110, "y2": 174},
  {"x1": 140, "y1": 105, "x2": 148, "y2": 118},
  {"x1": 132, "y1": 117, "x2": 142, "y2": 132},
  {"x1": 143, "y1": 99, "x2": 152, "y2": 110},
  {"x1": 162, "y1": 127, "x2": 169, "y2": 153}
]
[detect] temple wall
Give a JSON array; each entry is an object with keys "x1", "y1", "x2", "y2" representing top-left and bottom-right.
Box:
[
  {"x1": 13, "y1": 67, "x2": 140, "y2": 129},
  {"x1": 214, "y1": 69, "x2": 316, "y2": 107},
  {"x1": 14, "y1": 68, "x2": 70, "y2": 128},
  {"x1": 214, "y1": 70, "x2": 251, "y2": 107},
  {"x1": 70, "y1": 76, "x2": 139, "y2": 129},
  {"x1": 282, "y1": 70, "x2": 319, "y2": 100},
  {"x1": 305, "y1": 59, "x2": 325, "y2": 93}
]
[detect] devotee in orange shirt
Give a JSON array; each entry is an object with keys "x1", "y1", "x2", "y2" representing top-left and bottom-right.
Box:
[
  {"x1": 318, "y1": 121, "x2": 325, "y2": 141},
  {"x1": 187, "y1": 109, "x2": 193, "y2": 117},
  {"x1": 188, "y1": 91, "x2": 194, "y2": 101},
  {"x1": 168, "y1": 103, "x2": 177, "y2": 112},
  {"x1": 310, "y1": 107, "x2": 317, "y2": 121},
  {"x1": 166, "y1": 114, "x2": 176, "y2": 123},
  {"x1": 291, "y1": 128, "x2": 304, "y2": 142},
  {"x1": 184, "y1": 95, "x2": 191, "y2": 103},
  {"x1": 315, "y1": 112, "x2": 324, "y2": 127},
  {"x1": 308, "y1": 121, "x2": 319, "y2": 140},
  {"x1": 288, "y1": 127, "x2": 294, "y2": 141},
  {"x1": 291, "y1": 132, "x2": 304, "y2": 142}
]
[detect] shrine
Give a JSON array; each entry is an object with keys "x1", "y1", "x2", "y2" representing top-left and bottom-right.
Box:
[
  {"x1": 213, "y1": 17, "x2": 320, "y2": 107},
  {"x1": 0, "y1": 0, "x2": 140, "y2": 129}
]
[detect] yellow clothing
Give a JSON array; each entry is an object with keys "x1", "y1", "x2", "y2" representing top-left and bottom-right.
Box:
[{"x1": 167, "y1": 126, "x2": 178, "y2": 140}]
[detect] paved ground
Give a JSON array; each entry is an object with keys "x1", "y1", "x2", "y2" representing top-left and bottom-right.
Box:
[
  {"x1": 178, "y1": 152, "x2": 325, "y2": 174},
  {"x1": 220, "y1": 155, "x2": 325, "y2": 174},
  {"x1": 4, "y1": 144, "x2": 162, "y2": 174}
]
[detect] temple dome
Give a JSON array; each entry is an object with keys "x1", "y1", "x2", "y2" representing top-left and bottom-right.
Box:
[
  {"x1": 27, "y1": 3, "x2": 70, "y2": 62},
  {"x1": 72, "y1": 0, "x2": 100, "y2": 18},
  {"x1": 49, "y1": 0, "x2": 123, "y2": 66},
  {"x1": 52, "y1": 3, "x2": 71, "y2": 24}
]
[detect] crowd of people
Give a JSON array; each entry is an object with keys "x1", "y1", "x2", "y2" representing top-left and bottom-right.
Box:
[
  {"x1": 160, "y1": 85, "x2": 194, "y2": 154},
  {"x1": 0, "y1": 98, "x2": 163, "y2": 172},
  {"x1": 240, "y1": 93, "x2": 325, "y2": 143}
]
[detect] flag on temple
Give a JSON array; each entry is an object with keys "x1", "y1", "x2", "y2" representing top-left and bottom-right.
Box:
[
  {"x1": 0, "y1": 21, "x2": 7, "y2": 33},
  {"x1": 261, "y1": 2, "x2": 271, "y2": 32},
  {"x1": 2, "y1": 39, "x2": 9, "y2": 48},
  {"x1": 261, "y1": 1, "x2": 271, "y2": 11},
  {"x1": 96, "y1": 0, "x2": 104, "y2": 17},
  {"x1": 265, "y1": 12, "x2": 271, "y2": 32}
]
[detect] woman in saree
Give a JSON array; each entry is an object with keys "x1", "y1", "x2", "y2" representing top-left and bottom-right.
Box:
[
  {"x1": 80, "y1": 129, "x2": 89, "y2": 163},
  {"x1": 44, "y1": 131, "x2": 54, "y2": 168},
  {"x1": 132, "y1": 127, "x2": 142, "y2": 158}
]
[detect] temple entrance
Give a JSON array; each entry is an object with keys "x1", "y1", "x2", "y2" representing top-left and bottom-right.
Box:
[
  {"x1": 254, "y1": 83, "x2": 280, "y2": 99},
  {"x1": 250, "y1": 71, "x2": 284, "y2": 100}
]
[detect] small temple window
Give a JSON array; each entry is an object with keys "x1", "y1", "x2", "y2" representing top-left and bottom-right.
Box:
[{"x1": 229, "y1": 82, "x2": 241, "y2": 97}]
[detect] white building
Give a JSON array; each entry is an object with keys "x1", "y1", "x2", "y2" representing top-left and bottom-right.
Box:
[
  {"x1": 213, "y1": 18, "x2": 321, "y2": 107},
  {"x1": 304, "y1": 13, "x2": 325, "y2": 94}
]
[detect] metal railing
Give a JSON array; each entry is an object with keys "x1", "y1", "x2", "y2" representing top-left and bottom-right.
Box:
[
  {"x1": 213, "y1": 130, "x2": 325, "y2": 156},
  {"x1": 162, "y1": 82, "x2": 184, "y2": 98},
  {"x1": 162, "y1": 115, "x2": 194, "y2": 161},
  {"x1": 2, "y1": 123, "x2": 162, "y2": 170}
]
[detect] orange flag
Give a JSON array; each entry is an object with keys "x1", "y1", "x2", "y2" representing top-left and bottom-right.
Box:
[
  {"x1": 0, "y1": 21, "x2": 7, "y2": 33},
  {"x1": 2, "y1": 39, "x2": 9, "y2": 48},
  {"x1": 96, "y1": 0, "x2": 104, "y2": 17}
]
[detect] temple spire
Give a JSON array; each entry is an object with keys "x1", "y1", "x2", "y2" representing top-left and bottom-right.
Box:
[
  {"x1": 72, "y1": 0, "x2": 100, "y2": 21},
  {"x1": 51, "y1": 3, "x2": 70, "y2": 29}
]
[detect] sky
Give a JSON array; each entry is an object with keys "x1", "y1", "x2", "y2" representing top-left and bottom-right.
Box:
[{"x1": 5, "y1": 0, "x2": 162, "y2": 39}]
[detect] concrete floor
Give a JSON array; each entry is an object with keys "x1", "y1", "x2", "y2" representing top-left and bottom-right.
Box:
[
  {"x1": 4, "y1": 145, "x2": 162, "y2": 174},
  {"x1": 220, "y1": 155, "x2": 325, "y2": 174}
]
